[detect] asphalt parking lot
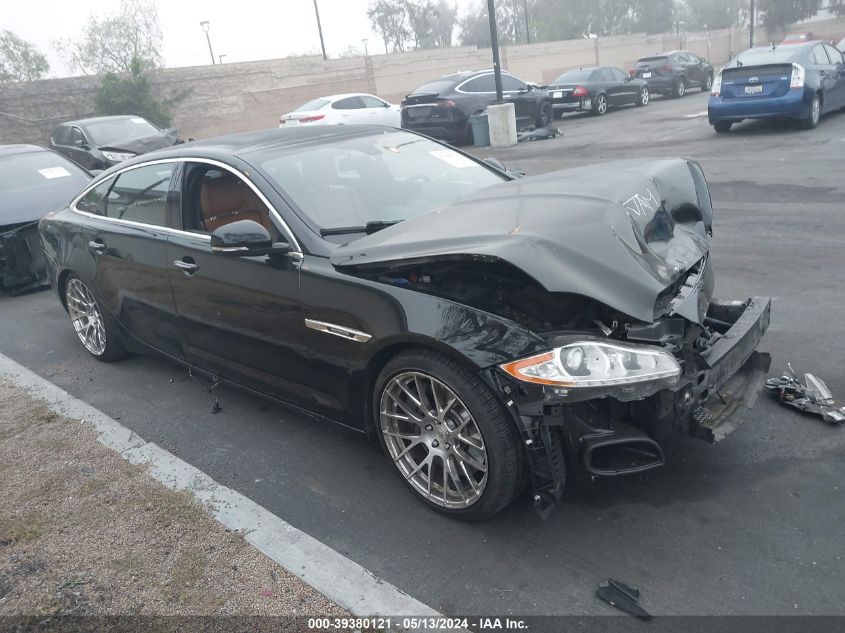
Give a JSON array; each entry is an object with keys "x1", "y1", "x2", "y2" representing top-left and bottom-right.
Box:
[{"x1": 2, "y1": 90, "x2": 844, "y2": 619}]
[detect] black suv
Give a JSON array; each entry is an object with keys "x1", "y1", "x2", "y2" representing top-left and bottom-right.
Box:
[
  {"x1": 401, "y1": 69, "x2": 553, "y2": 144},
  {"x1": 49, "y1": 115, "x2": 182, "y2": 171},
  {"x1": 632, "y1": 50, "x2": 714, "y2": 98}
]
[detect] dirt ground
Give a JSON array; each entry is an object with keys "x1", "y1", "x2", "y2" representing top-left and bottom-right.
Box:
[{"x1": 0, "y1": 378, "x2": 345, "y2": 627}]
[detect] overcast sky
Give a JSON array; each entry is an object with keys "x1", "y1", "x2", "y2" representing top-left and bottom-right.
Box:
[{"x1": 3, "y1": 0, "x2": 480, "y2": 77}]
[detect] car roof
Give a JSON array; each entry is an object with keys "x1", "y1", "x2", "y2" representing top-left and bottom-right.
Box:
[
  {"x1": 56, "y1": 115, "x2": 149, "y2": 128},
  {"x1": 0, "y1": 143, "x2": 52, "y2": 157},
  {"x1": 320, "y1": 93, "x2": 381, "y2": 101}
]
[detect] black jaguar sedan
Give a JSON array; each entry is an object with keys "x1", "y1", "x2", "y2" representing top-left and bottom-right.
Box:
[{"x1": 39, "y1": 126, "x2": 771, "y2": 520}]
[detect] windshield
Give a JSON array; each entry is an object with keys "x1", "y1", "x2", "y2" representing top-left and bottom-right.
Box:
[
  {"x1": 84, "y1": 118, "x2": 160, "y2": 146},
  {"x1": 409, "y1": 79, "x2": 455, "y2": 95},
  {"x1": 252, "y1": 130, "x2": 506, "y2": 240},
  {"x1": 295, "y1": 98, "x2": 329, "y2": 112},
  {"x1": 727, "y1": 48, "x2": 800, "y2": 67},
  {"x1": 551, "y1": 69, "x2": 595, "y2": 84}
]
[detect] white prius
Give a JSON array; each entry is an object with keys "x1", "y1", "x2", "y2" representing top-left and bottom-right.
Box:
[{"x1": 280, "y1": 93, "x2": 401, "y2": 128}]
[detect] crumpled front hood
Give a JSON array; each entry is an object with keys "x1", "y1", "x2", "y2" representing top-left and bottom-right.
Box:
[
  {"x1": 99, "y1": 130, "x2": 179, "y2": 156},
  {"x1": 331, "y1": 158, "x2": 715, "y2": 324}
]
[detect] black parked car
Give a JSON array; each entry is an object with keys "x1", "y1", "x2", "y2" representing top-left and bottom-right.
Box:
[
  {"x1": 632, "y1": 50, "x2": 714, "y2": 97},
  {"x1": 547, "y1": 66, "x2": 650, "y2": 115},
  {"x1": 1, "y1": 144, "x2": 91, "y2": 295},
  {"x1": 401, "y1": 69, "x2": 553, "y2": 144},
  {"x1": 49, "y1": 115, "x2": 182, "y2": 171},
  {"x1": 39, "y1": 126, "x2": 771, "y2": 520}
]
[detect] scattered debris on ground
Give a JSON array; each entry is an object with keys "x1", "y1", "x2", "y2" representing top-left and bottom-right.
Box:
[
  {"x1": 595, "y1": 578, "x2": 653, "y2": 620},
  {"x1": 517, "y1": 126, "x2": 561, "y2": 142},
  {"x1": 765, "y1": 365, "x2": 845, "y2": 425},
  {"x1": 0, "y1": 379, "x2": 345, "y2": 618}
]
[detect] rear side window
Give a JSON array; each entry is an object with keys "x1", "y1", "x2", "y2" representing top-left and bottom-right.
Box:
[
  {"x1": 410, "y1": 79, "x2": 456, "y2": 96},
  {"x1": 461, "y1": 74, "x2": 496, "y2": 93},
  {"x1": 332, "y1": 97, "x2": 365, "y2": 109},
  {"x1": 106, "y1": 163, "x2": 175, "y2": 226},
  {"x1": 599, "y1": 68, "x2": 616, "y2": 82},
  {"x1": 295, "y1": 98, "x2": 329, "y2": 112},
  {"x1": 810, "y1": 45, "x2": 830, "y2": 65}
]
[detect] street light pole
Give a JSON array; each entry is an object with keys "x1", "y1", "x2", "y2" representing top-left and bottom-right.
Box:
[
  {"x1": 487, "y1": 0, "x2": 503, "y2": 103},
  {"x1": 749, "y1": 0, "x2": 756, "y2": 48},
  {"x1": 523, "y1": 0, "x2": 530, "y2": 44},
  {"x1": 313, "y1": 0, "x2": 327, "y2": 60},
  {"x1": 218, "y1": 54, "x2": 227, "y2": 64},
  {"x1": 200, "y1": 21, "x2": 216, "y2": 65}
]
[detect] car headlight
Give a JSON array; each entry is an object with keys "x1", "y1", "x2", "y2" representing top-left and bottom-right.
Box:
[
  {"x1": 500, "y1": 341, "x2": 681, "y2": 388},
  {"x1": 102, "y1": 151, "x2": 135, "y2": 162}
]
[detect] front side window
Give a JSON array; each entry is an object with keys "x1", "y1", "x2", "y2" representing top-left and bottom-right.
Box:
[
  {"x1": 105, "y1": 163, "x2": 175, "y2": 226},
  {"x1": 810, "y1": 45, "x2": 830, "y2": 65},
  {"x1": 500, "y1": 74, "x2": 527, "y2": 91},
  {"x1": 611, "y1": 68, "x2": 628, "y2": 81},
  {"x1": 361, "y1": 95, "x2": 387, "y2": 108},
  {"x1": 251, "y1": 130, "x2": 506, "y2": 239},
  {"x1": 824, "y1": 44, "x2": 844, "y2": 64},
  {"x1": 182, "y1": 164, "x2": 278, "y2": 237},
  {"x1": 77, "y1": 177, "x2": 117, "y2": 215},
  {"x1": 52, "y1": 126, "x2": 72, "y2": 146}
]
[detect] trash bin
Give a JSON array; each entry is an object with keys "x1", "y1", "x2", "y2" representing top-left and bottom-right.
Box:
[{"x1": 469, "y1": 112, "x2": 490, "y2": 147}]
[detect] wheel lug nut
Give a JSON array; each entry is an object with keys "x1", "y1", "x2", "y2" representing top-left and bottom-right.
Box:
[
  {"x1": 445, "y1": 443, "x2": 450, "y2": 449},
  {"x1": 425, "y1": 424, "x2": 433, "y2": 431},
  {"x1": 431, "y1": 440, "x2": 440, "y2": 448}
]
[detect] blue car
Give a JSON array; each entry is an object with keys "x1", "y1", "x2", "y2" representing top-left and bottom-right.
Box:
[{"x1": 708, "y1": 41, "x2": 845, "y2": 132}]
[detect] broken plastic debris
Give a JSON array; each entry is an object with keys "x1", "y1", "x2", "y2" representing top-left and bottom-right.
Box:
[
  {"x1": 212, "y1": 398, "x2": 223, "y2": 414},
  {"x1": 765, "y1": 365, "x2": 845, "y2": 425},
  {"x1": 596, "y1": 578, "x2": 653, "y2": 620},
  {"x1": 517, "y1": 126, "x2": 561, "y2": 142}
]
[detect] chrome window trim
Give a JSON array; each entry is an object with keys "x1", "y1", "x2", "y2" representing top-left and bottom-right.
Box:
[
  {"x1": 304, "y1": 319, "x2": 372, "y2": 343},
  {"x1": 70, "y1": 156, "x2": 303, "y2": 253}
]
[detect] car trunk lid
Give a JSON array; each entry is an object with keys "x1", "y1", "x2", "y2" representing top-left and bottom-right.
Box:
[{"x1": 719, "y1": 64, "x2": 793, "y2": 99}]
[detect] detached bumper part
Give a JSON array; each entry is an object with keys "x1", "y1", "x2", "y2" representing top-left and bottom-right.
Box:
[
  {"x1": 765, "y1": 369, "x2": 845, "y2": 425},
  {"x1": 0, "y1": 222, "x2": 48, "y2": 296}
]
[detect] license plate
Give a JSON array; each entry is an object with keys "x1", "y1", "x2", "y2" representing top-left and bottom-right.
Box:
[
  {"x1": 583, "y1": 99, "x2": 591, "y2": 109},
  {"x1": 552, "y1": 91, "x2": 563, "y2": 99},
  {"x1": 744, "y1": 85, "x2": 763, "y2": 94},
  {"x1": 559, "y1": 102, "x2": 579, "y2": 109},
  {"x1": 642, "y1": 72, "x2": 652, "y2": 78},
  {"x1": 286, "y1": 118, "x2": 300, "y2": 126},
  {"x1": 407, "y1": 107, "x2": 432, "y2": 118}
]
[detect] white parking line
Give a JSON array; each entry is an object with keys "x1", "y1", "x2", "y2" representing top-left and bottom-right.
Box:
[
  {"x1": 684, "y1": 110, "x2": 709, "y2": 118},
  {"x1": 0, "y1": 351, "x2": 439, "y2": 622}
]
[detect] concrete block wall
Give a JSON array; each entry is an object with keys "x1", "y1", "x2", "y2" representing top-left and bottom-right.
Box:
[{"x1": 2, "y1": 17, "x2": 843, "y2": 145}]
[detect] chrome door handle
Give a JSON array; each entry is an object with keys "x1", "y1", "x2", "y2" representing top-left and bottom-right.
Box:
[
  {"x1": 87, "y1": 240, "x2": 106, "y2": 255},
  {"x1": 172, "y1": 259, "x2": 199, "y2": 274}
]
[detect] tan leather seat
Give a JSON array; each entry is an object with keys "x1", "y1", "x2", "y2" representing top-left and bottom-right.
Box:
[{"x1": 199, "y1": 177, "x2": 271, "y2": 232}]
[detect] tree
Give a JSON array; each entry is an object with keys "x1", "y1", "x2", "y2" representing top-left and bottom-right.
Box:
[
  {"x1": 368, "y1": 0, "x2": 411, "y2": 53},
  {"x1": 0, "y1": 30, "x2": 49, "y2": 82},
  {"x1": 94, "y1": 56, "x2": 186, "y2": 128},
  {"x1": 431, "y1": 0, "x2": 458, "y2": 47},
  {"x1": 759, "y1": 0, "x2": 822, "y2": 32},
  {"x1": 55, "y1": 0, "x2": 163, "y2": 75},
  {"x1": 635, "y1": 0, "x2": 676, "y2": 34},
  {"x1": 678, "y1": 0, "x2": 744, "y2": 30}
]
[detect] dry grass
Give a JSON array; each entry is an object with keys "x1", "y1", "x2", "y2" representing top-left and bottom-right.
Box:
[{"x1": 0, "y1": 379, "x2": 346, "y2": 617}]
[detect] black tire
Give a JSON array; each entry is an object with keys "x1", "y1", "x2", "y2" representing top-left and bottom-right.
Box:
[
  {"x1": 536, "y1": 100, "x2": 553, "y2": 128},
  {"x1": 702, "y1": 73, "x2": 713, "y2": 92},
  {"x1": 802, "y1": 93, "x2": 821, "y2": 130},
  {"x1": 635, "y1": 87, "x2": 649, "y2": 107},
  {"x1": 673, "y1": 77, "x2": 687, "y2": 98},
  {"x1": 374, "y1": 349, "x2": 525, "y2": 521},
  {"x1": 591, "y1": 93, "x2": 608, "y2": 115},
  {"x1": 63, "y1": 274, "x2": 128, "y2": 362},
  {"x1": 713, "y1": 121, "x2": 733, "y2": 133}
]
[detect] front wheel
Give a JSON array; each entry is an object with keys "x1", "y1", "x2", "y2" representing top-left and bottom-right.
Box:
[
  {"x1": 536, "y1": 101, "x2": 553, "y2": 128},
  {"x1": 591, "y1": 94, "x2": 608, "y2": 115},
  {"x1": 64, "y1": 275, "x2": 127, "y2": 362},
  {"x1": 374, "y1": 349, "x2": 525, "y2": 521},
  {"x1": 802, "y1": 93, "x2": 821, "y2": 129},
  {"x1": 636, "y1": 87, "x2": 649, "y2": 107},
  {"x1": 703, "y1": 73, "x2": 713, "y2": 92},
  {"x1": 674, "y1": 77, "x2": 686, "y2": 98},
  {"x1": 713, "y1": 121, "x2": 732, "y2": 133}
]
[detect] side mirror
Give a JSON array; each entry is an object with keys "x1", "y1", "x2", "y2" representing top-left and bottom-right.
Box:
[
  {"x1": 483, "y1": 157, "x2": 507, "y2": 172},
  {"x1": 75, "y1": 139, "x2": 87, "y2": 149},
  {"x1": 210, "y1": 219, "x2": 274, "y2": 256}
]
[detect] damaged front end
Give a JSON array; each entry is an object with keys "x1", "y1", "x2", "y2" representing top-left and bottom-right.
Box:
[
  {"x1": 332, "y1": 157, "x2": 772, "y2": 515},
  {"x1": 0, "y1": 222, "x2": 48, "y2": 296}
]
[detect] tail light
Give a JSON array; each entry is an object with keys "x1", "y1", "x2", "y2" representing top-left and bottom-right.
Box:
[
  {"x1": 572, "y1": 86, "x2": 589, "y2": 97},
  {"x1": 790, "y1": 63, "x2": 805, "y2": 89},
  {"x1": 436, "y1": 99, "x2": 457, "y2": 108},
  {"x1": 629, "y1": 69, "x2": 636, "y2": 77},
  {"x1": 711, "y1": 72, "x2": 722, "y2": 96},
  {"x1": 298, "y1": 115, "x2": 326, "y2": 123}
]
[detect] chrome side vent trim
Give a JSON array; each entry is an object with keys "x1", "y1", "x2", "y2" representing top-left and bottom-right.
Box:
[{"x1": 304, "y1": 319, "x2": 372, "y2": 343}]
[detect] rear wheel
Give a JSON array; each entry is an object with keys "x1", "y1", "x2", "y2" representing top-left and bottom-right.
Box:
[
  {"x1": 374, "y1": 349, "x2": 524, "y2": 521},
  {"x1": 802, "y1": 93, "x2": 821, "y2": 129},
  {"x1": 536, "y1": 101, "x2": 553, "y2": 128},
  {"x1": 64, "y1": 275, "x2": 127, "y2": 362},
  {"x1": 591, "y1": 94, "x2": 608, "y2": 115},
  {"x1": 674, "y1": 77, "x2": 687, "y2": 98},
  {"x1": 713, "y1": 121, "x2": 732, "y2": 133},
  {"x1": 636, "y1": 87, "x2": 649, "y2": 107},
  {"x1": 703, "y1": 73, "x2": 713, "y2": 92}
]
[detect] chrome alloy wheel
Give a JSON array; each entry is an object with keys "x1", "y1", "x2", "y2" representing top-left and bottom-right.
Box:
[
  {"x1": 66, "y1": 278, "x2": 107, "y2": 355},
  {"x1": 811, "y1": 96, "x2": 820, "y2": 125},
  {"x1": 380, "y1": 371, "x2": 488, "y2": 508},
  {"x1": 641, "y1": 88, "x2": 650, "y2": 105}
]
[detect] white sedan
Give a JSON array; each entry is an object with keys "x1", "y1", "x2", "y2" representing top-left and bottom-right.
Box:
[{"x1": 279, "y1": 93, "x2": 401, "y2": 128}]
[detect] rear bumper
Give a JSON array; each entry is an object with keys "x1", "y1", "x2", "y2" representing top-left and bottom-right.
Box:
[
  {"x1": 708, "y1": 89, "x2": 809, "y2": 122},
  {"x1": 642, "y1": 77, "x2": 675, "y2": 93}
]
